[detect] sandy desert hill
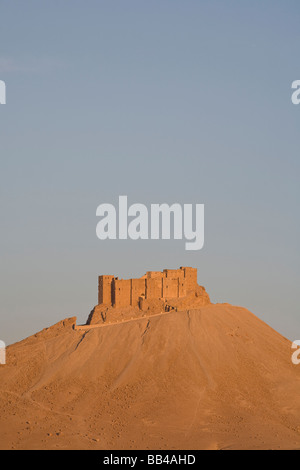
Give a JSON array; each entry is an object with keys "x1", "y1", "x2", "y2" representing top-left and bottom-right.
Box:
[{"x1": 0, "y1": 303, "x2": 300, "y2": 450}]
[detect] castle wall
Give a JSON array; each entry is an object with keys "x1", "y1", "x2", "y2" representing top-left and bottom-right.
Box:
[
  {"x1": 163, "y1": 269, "x2": 185, "y2": 280},
  {"x1": 163, "y1": 278, "x2": 179, "y2": 298},
  {"x1": 183, "y1": 267, "x2": 198, "y2": 291},
  {"x1": 131, "y1": 279, "x2": 146, "y2": 306},
  {"x1": 113, "y1": 279, "x2": 131, "y2": 308},
  {"x1": 98, "y1": 267, "x2": 198, "y2": 308},
  {"x1": 178, "y1": 279, "x2": 186, "y2": 297},
  {"x1": 146, "y1": 277, "x2": 163, "y2": 299},
  {"x1": 98, "y1": 275, "x2": 114, "y2": 305},
  {"x1": 147, "y1": 271, "x2": 163, "y2": 279}
]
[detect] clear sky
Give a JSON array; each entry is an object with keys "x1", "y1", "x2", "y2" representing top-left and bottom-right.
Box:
[{"x1": 0, "y1": 0, "x2": 299, "y2": 345}]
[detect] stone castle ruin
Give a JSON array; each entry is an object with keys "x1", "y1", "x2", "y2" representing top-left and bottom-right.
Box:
[{"x1": 87, "y1": 267, "x2": 210, "y2": 325}]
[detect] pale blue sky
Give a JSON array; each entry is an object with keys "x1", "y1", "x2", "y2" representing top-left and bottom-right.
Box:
[{"x1": 0, "y1": 0, "x2": 299, "y2": 344}]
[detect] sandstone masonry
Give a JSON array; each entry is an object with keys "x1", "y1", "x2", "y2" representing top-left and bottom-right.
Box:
[{"x1": 98, "y1": 267, "x2": 198, "y2": 309}]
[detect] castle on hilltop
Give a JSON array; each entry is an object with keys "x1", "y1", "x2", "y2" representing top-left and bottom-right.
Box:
[
  {"x1": 98, "y1": 267, "x2": 198, "y2": 309},
  {"x1": 87, "y1": 267, "x2": 210, "y2": 325}
]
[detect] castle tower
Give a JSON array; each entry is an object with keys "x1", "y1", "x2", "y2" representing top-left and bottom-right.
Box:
[{"x1": 98, "y1": 275, "x2": 114, "y2": 305}]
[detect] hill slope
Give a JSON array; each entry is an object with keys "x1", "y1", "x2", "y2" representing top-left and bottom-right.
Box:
[{"x1": 0, "y1": 304, "x2": 300, "y2": 450}]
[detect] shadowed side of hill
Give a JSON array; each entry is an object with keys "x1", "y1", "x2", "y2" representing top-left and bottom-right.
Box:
[{"x1": 0, "y1": 305, "x2": 300, "y2": 450}]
